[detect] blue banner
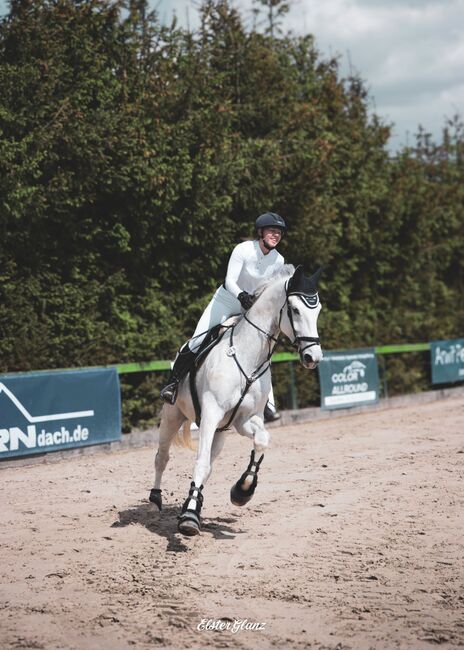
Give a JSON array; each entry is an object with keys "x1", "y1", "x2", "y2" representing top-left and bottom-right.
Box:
[
  {"x1": 430, "y1": 338, "x2": 464, "y2": 384},
  {"x1": 0, "y1": 368, "x2": 121, "y2": 459},
  {"x1": 318, "y1": 348, "x2": 380, "y2": 410}
]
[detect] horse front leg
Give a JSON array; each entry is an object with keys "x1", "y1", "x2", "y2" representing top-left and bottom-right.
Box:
[
  {"x1": 149, "y1": 404, "x2": 186, "y2": 511},
  {"x1": 178, "y1": 408, "x2": 222, "y2": 537},
  {"x1": 231, "y1": 415, "x2": 270, "y2": 506}
]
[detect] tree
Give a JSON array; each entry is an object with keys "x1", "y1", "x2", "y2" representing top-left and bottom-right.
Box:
[{"x1": 0, "y1": 0, "x2": 461, "y2": 426}]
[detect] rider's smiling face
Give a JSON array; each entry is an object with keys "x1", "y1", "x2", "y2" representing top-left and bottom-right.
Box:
[{"x1": 261, "y1": 227, "x2": 282, "y2": 250}]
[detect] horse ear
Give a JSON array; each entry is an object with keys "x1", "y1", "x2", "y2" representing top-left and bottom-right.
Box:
[
  {"x1": 307, "y1": 267, "x2": 323, "y2": 293},
  {"x1": 287, "y1": 265, "x2": 304, "y2": 294},
  {"x1": 293, "y1": 265, "x2": 305, "y2": 283}
]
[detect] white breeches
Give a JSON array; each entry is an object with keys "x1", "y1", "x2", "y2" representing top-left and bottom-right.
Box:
[{"x1": 187, "y1": 285, "x2": 241, "y2": 353}]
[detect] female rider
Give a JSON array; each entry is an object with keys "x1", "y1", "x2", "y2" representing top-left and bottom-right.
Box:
[{"x1": 160, "y1": 212, "x2": 287, "y2": 421}]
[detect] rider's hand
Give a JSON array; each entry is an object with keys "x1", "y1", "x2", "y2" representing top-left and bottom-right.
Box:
[{"x1": 238, "y1": 291, "x2": 255, "y2": 310}]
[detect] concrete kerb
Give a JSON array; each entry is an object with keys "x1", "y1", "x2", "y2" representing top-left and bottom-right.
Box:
[
  {"x1": 2, "y1": 384, "x2": 463, "y2": 469},
  {"x1": 271, "y1": 383, "x2": 464, "y2": 428}
]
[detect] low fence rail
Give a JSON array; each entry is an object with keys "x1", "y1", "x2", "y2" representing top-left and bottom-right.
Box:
[
  {"x1": 112, "y1": 342, "x2": 434, "y2": 408},
  {"x1": 113, "y1": 342, "x2": 431, "y2": 375},
  {"x1": 1, "y1": 340, "x2": 462, "y2": 460}
]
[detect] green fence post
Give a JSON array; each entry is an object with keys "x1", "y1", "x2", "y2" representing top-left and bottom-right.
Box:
[
  {"x1": 379, "y1": 354, "x2": 388, "y2": 399},
  {"x1": 289, "y1": 361, "x2": 298, "y2": 410}
]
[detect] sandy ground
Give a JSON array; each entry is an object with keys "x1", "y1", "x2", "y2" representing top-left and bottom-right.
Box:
[{"x1": 1, "y1": 395, "x2": 463, "y2": 650}]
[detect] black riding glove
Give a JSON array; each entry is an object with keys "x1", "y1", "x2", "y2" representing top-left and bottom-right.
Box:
[{"x1": 238, "y1": 291, "x2": 255, "y2": 311}]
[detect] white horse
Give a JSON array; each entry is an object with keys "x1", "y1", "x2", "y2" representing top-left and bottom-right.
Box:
[{"x1": 150, "y1": 264, "x2": 323, "y2": 536}]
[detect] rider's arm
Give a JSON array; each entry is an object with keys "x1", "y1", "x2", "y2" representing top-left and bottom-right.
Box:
[{"x1": 224, "y1": 244, "x2": 246, "y2": 298}]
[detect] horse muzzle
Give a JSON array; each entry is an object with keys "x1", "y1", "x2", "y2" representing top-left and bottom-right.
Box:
[{"x1": 300, "y1": 347, "x2": 323, "y2": 370}]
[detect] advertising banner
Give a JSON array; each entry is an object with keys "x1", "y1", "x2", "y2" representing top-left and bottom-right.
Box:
[
  {"x1": 430, "y1": 338, "x2": 464, "y2": 384},
  {"x1": 318, "y1": 348, "x2": 380, "y2": 410},
  {"x1": 0, "y1": 368, "x2": 121, "y2": 459}
]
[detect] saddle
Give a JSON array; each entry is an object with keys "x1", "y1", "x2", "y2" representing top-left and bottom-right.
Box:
[{"x1": 189, "y1": 316, "x2": 240, "y2": 426}]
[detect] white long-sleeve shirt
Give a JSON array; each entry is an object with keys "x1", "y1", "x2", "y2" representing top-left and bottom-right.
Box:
[
  {"x1": 224, "y1": 240, "x2": 284, "y2": 298},
  {"x1": 189, "y1": 239, "x2": 284, "y2": 350}
]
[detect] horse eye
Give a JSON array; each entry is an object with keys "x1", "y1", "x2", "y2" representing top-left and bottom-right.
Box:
[{"x1": 292, "y1": 307, "x2": 300, "y2": 315}]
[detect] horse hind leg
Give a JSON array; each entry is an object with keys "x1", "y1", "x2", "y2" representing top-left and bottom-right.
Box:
[{"x1": 150, "y1": 404, "x2": 186, "y2": 510}]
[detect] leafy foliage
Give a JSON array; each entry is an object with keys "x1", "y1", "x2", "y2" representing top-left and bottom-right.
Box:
[{"x1": 0, "y1": 0, "x2": 462, "y2": 428}]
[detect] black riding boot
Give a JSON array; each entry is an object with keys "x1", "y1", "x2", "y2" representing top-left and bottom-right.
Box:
[{"x1": 160, "y1": 348, "x2": 197, "y2": 405}]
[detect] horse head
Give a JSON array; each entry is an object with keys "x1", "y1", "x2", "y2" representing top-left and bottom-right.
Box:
[{"x1": 283, "y1": 265, "x2": 323, "y2": 369}]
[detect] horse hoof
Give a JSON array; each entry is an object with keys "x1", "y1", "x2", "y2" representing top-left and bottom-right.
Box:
[
  {"x1": 178, "y1": 512, "x2": 201, "y2": 536},
  {"x1": 149, "y1": 488, "x2": 162, "y2": 511},
  {"x1": 230, "y1": 484, "x2": 253, "y2": 507}
]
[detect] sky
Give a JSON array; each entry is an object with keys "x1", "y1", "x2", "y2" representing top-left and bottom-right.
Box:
[
  {"x1": 156, "y1": 0, "x2": 464, "y2": 151},
  {"x1": 1, "y1": 0, "x2": 463, "y2": 151}
]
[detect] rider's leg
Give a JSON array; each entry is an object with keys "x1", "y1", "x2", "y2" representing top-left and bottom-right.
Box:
[
  {"x1": 264, "y1": 382, "x2": 281, "y2": 422},
  {"x1": 159, "y1": 344, "x2": 197, "y2": 404},
  {"x1": 189, "y1": 285, "x2": 240, "y2": 353},
  {"x1": 160, "y1": 296, "x2": 218, "y2": 405},
  {"x1": 160, "y1": 287, "x2": 240, "y2": 404}
]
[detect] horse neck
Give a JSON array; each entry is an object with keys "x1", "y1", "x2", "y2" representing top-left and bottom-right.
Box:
[{"x1": 233, "y1": 279, "x2": 286, "y2": 365}]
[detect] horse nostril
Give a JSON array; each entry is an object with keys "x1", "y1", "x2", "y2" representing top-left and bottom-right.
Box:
[{"x1": 304, "y1": 353, "x2": 312, "y2": 364}]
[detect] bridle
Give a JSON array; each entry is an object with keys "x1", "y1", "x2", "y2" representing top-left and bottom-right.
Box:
[
  {"x1": 242, "y1": 286, "x2": 321, "y2": 356},
  {"x1": 285, "y1": 290, "x2": 321, "y2": 355}
]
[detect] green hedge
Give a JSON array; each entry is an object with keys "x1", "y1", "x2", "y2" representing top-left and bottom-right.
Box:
[{"x1": 1, "y1": 1, "x2": 462, "y2": 429}]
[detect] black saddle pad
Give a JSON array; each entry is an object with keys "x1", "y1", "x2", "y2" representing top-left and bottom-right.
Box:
[
  {"x1": 194, "y1": 323, "x2": 228, "y2": 367},
  {"x1": 189, "y1": 323, "x2": 231, "y2": 426}
]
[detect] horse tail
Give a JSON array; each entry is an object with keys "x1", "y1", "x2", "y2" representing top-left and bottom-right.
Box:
[{"x1": 173, "y1": 420, "x2": 197, "y2": 450}]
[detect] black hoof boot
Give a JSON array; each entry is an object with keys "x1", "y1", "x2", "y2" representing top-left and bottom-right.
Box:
[
  {"x1": 149, "y1": 488, "x2": 162, "y2": 510},
  {"x1": 178, "y1": 510, "x2": 201, "y2": 536},
  {"x1": 178, "y1": 482, "x2": 203, "y2": 537},
  {"x1": 230, "y1": 451, "x2": 264, "y2": 506}
]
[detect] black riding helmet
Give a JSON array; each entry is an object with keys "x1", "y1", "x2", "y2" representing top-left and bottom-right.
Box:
[{"x1": 255, "y1": 212, "x2": 287, "y2": 231}]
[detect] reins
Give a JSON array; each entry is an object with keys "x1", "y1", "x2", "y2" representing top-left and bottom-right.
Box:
[
  {"x1": 243, "y1": 313, "x2": 279, "y2": 343},
  {"x1": 216, "y1": 319, "x2": 278, "y2": 432}
]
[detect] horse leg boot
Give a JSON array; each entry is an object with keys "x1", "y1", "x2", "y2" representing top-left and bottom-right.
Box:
[
  {"x1": 178, "y1": 482, "x2": 204, "y2": 536},
  {"x1": 178, "y1": 409, "x2": 219, "y2": 536},
  {"x1": 230, "y1": 450, "x2": 264, "y2": 506},
  {"x1": 160, "y1": 346, "x2": 197, "y2": 405},
  {"x1": 176, "y1": 432, "x2": 224, "y2": 529}
]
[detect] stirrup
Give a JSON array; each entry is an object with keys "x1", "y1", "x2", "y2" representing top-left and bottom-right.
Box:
[
  {"x1": 264, "y1": 403, "x2": 280, "y2": 422},
  {"x1": 160, "y1": 381, "x2": 178, "y2": 405}
]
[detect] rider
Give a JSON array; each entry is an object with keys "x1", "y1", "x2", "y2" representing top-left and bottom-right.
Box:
[{"x1": 160, "y1": 212, "x2": 287, "y2": 421}]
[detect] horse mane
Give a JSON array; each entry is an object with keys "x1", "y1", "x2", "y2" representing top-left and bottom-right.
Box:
[{"x1": 253, "y1": 263, "x2": 295, "y2": 300}]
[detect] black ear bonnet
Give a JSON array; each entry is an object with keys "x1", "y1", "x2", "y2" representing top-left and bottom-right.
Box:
[{"x1": 287, "y1": 266, "x2": 322, "y2": 307}]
